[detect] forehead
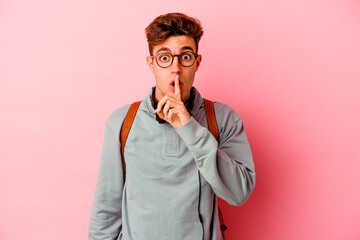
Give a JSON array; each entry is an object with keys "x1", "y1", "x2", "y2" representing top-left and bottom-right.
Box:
[{"x1": 153, "y1": 35, "x2": 196, "y2": 55}]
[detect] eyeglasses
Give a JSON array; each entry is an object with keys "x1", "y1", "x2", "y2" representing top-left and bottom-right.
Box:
[{"x1": 152, "y1": 51, "x2": 199, "y2": 68}]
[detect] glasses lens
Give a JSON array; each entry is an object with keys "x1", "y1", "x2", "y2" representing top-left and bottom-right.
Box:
[
  {"x1": 179, "y1": 52, "x2": 196, "y2": 67},
  {"x1": 156, "y1": 52, "x2": 172, "y2": 68}
]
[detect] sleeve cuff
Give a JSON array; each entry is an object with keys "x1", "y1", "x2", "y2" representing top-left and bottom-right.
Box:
[{"x1": 176, "y1": 117, "x2": 207, "y2": 146}]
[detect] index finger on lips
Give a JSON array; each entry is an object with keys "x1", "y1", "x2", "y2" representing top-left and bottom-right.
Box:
[{"x1": 174, "y1": 75, "x2": 181, "y2": 101}]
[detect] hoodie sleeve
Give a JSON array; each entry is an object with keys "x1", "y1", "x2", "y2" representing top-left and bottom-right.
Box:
[
  {"x1": 176, "y1": 104, "x2": 256, "y2": 206},
  {"x1": 89, "y1": 122, "x2": 124, "y2": 240}
]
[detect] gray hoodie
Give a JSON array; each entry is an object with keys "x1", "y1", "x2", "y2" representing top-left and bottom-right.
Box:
[{"x1": 89, "y1": 87, "x2": 256, "y2": 240}]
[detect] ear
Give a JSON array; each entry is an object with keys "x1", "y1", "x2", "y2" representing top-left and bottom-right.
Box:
[
  {"x1": 146, "y1": 56, "x2": 155, "y2": 73},
  {"x1": 195, "y1": 54, "x2": 202, "y2": 72}
]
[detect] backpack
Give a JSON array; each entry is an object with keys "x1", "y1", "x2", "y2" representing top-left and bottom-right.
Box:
[{"x1": 119, "y1": 99, "x2": 227, "y2": 239}]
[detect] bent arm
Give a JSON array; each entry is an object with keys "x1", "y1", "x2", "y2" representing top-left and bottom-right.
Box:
[
  {"x1": 89, "y1": 124, "x2": 124, "y2": 240},
  {"x1": 176, "y1": 114, "x2": 256, "y2": 206}
]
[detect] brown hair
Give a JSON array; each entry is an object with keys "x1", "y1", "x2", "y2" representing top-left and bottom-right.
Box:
[{"x1": 145, "y1": 12, "x2": 204, "y2": 55}]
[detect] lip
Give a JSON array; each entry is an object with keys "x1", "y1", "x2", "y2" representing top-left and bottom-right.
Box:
[{"x1": 170, "y1": 79, "x2": 183, "y2": 91}]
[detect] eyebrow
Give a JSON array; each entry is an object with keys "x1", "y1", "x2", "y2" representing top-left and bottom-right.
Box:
[{"x1": 155, "y1": 46, "x2": 195, "y2": 55}]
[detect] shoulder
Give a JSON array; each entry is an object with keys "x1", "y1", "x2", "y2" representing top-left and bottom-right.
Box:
[
  {"x1": 212, "y1": 101, "x2": 242, "y2": 125},
  {"x1": 210, "y1": 101, "x2": 247, "y2": 145},
  {"x1": 104, "y1": 104, "x2": 132, "y2": 136}
]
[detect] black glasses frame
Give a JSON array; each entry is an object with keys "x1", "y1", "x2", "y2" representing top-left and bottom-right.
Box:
[{"x1": 152, "y1": 51, "x2": 199, "y2": 68}]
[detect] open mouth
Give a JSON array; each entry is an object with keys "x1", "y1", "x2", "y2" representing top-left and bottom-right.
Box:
[
  {"x1": 170, "y1": 80, "x2": 184, "y2": 91},
  {"x1": 170, "y1": 80, "x2": 183, "y2": 87}
]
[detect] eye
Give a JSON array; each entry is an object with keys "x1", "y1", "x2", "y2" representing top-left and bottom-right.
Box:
[
  {"x1": 158, "y1": 53, "x2": 171, "y2": 62},
  {"x1": 181, "y1": 54, "x2": 191, "y2": 61},
  {"x1": 160, "y1": 55, "x2": 169, "y2": 61}
]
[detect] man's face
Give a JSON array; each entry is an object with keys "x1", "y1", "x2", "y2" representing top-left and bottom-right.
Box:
[{"x1": 146, "y1": 35, "x2": 202, "y2": 102}]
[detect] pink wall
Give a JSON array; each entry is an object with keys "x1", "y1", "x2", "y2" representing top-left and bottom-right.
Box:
[{"x1": 1, "y1": 0, "x2": 359, "y2": 239}]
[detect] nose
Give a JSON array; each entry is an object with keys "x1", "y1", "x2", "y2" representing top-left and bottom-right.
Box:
[{"x1": 171, "y1": 55, "x2": 181, "y2": 73}]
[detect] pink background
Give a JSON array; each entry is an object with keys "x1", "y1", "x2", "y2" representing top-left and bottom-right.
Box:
[{"x1": 1, "y1": 0, "x2": 360, "y2": 239}]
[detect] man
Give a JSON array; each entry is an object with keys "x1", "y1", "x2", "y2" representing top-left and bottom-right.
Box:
[{"x1": 89, "y1": 12, "x2": 256, "y2": 240}]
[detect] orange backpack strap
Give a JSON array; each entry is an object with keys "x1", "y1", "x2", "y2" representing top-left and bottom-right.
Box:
[
  {"x1": 119, "y1": 101, "x2": 141, "y2": 181},
  {"x1": 203, "y1": 99, "x2": 219, "y2": 141},
  {"x1": 203, "y1": 99, "x2": 227, "y2": 239}
]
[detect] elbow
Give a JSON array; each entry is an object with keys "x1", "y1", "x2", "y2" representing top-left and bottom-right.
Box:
[
  {"x1": 230, "y1": 171, "x2": 256, "y2": 206},
  {"x1": 230, "y1": 190, "x2": 253, "y2": 207}
]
